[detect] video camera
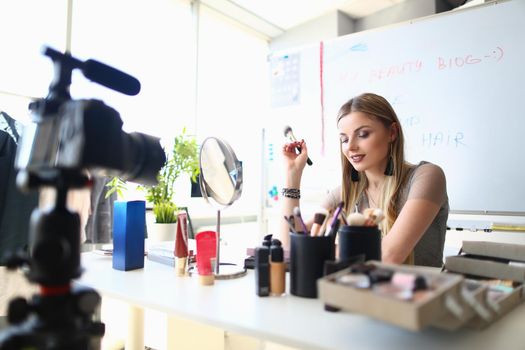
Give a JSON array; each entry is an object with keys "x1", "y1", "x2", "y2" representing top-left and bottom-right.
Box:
[
  {"x1": 0, "y1": 47, "x2": 165, "y2": 349},
  {"x1": 16, "y1": 46, "x2": 165, "y2": 190}
]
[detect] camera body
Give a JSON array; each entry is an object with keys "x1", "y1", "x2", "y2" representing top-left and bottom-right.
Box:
[{"x1": 16, "y1": 98, "x2": 164, "y2": 187}]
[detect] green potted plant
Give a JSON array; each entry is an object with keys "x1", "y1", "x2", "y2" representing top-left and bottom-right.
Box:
[
  {"x1": 141, "y1": 128, "x2": 200, "y2": 241},
  {"x1": 105, "y1": 177, "x2": 127, "y2": 200}
]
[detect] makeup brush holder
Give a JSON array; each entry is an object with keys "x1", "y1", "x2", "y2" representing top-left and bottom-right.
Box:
[
  {"x1": 290, "y1": 232, "x2": 335, "y2": 298},
  {"x1": 338, "y1": 225, "x2": 381, "y2": 262}
]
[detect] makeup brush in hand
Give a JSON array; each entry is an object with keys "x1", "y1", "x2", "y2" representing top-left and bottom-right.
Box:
[
  {"x1": 283, "y1": 125, "x2": 313, "y2": 165},
  {"x1": 310, "y1": 208, "x2": 328, "y2": 236}
]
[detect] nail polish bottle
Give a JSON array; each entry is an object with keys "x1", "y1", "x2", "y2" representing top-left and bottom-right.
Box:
[{"x1": 270, "y1": 239, "x2": 285, "y2": 296}]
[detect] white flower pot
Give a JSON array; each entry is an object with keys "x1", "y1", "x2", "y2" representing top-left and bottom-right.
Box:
[{"x1": 147, "y1": 222, "x2": 177, "y2": 242}]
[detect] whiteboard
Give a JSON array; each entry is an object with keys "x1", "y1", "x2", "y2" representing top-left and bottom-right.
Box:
[{"x1": 268, "y1": 0, "x2": 525, "y2": 214}]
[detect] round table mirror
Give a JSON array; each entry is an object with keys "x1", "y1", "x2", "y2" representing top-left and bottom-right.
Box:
[{"x1": 199, "y1": 137, "x2": 246, "y2": 279}]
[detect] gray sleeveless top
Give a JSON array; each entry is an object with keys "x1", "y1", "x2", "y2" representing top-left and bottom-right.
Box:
[{"x1": 322, "y1": 161, "x2": 449, "y2": 267}]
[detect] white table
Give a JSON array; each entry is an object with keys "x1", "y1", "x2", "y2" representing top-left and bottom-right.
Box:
[{"x1": 77, "y1": 252, "x2": 525, "y2": 350}]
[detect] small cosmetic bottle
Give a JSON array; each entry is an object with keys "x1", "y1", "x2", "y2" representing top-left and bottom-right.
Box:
[
  {"x1": 195, "y1": 231, "x2": 217, "y2": 286},
  {"x1": 255, "y1": 246, "x2": 270, "y2": 296},
  {"x1": 270, "y1": 239, "x2": 285, "y2": 296},
  {"x1": 262, "y1": 234, "x2": 273, "y2": 249}
]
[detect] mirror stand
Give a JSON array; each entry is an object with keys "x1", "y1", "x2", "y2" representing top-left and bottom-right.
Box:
[
  {"x1": 214, "y1": 209, "x2": 246, "y2": 279},
  {"x1": 199, "y1": 137, "x2": 246, "y2": 280}
]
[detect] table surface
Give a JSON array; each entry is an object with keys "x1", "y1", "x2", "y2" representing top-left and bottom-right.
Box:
[{"x1": 77, "y1": 252, "x2": 525, "y2": 350}]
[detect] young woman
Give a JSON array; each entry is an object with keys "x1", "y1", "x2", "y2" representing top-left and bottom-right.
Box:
[{"x1": 280, "y1": 92, "x2": 448, "y2": 267}]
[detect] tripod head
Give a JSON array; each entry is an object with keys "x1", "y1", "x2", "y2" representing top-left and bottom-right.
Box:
[{"x1": 0, "y1": 47, "x2": 165, "y2": 349}]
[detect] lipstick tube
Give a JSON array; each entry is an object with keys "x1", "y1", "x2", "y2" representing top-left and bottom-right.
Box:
[{"x1": 174, "y1": 212, "x2": 189, "y2": 276}]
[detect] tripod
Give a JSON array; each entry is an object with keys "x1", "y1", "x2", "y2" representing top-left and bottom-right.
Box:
[
  {"x1": 0, "y1": 46, "x2": 162, "y2": 349},
  {"x1": 0, "y1": 171, "x2": 105, "y2": 349}
]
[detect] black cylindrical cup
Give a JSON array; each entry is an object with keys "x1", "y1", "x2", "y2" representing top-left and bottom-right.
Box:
[
  {"x1": 338, "y1": 225, "x2": 381, "y2": 262},
  {"x1": 290, "y1": 233, "x2": 335, "y2": 298}
]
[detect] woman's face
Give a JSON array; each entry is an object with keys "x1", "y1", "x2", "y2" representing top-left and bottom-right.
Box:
[{"x1": 338, "y1": 111, "x2": 394, "y2": 173}]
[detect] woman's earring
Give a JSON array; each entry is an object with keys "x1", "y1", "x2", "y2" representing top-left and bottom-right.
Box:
[
  {"x1": 384, "y1": 144, "x2": 394, "y2": 176},
  {"x1": 384, "y1": 157, "x2": 394, "y2": 176},
  {"x1": 351, "y1": 167, "x2": 359, "y2": 182}
]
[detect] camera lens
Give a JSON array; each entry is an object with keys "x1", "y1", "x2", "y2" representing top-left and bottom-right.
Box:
[{"x1": 69, "y1": 99, "x2": 166, "y2": 185}]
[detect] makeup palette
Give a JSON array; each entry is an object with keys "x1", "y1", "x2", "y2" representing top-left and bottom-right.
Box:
[
  {"x1": 444, "y1": 240, "x2": 525, "y2": 330},
  {"x1": 318, "y1": 261, "x2": 472, "y2": 331}
]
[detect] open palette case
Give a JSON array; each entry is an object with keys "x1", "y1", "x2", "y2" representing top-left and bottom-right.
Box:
[{"x1": 318, "y1": 241, "x2": 524, "y2": 331}]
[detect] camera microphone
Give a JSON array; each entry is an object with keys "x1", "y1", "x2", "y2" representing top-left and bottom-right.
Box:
[
  {"x1": 82, "y1": 59, "x2": 141, "y2": 96},
  {"x1": 42, "y1": 46, "x2": 141, "y2": 96},
  {"x1": 283, "y1": 125, "x2": 313, "y2": 166}
]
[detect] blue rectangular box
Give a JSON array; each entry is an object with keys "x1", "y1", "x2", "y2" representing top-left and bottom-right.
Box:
[{"x1": 112, "y1": 200, "x2": 145, "y2": 271}]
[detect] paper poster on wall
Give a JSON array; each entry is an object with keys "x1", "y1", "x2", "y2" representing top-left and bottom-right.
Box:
[{"x1": 269, "y1": 53, "x2": 301, "y2": 108}]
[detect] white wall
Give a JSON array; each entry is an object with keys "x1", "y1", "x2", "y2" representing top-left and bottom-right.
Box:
[
  {"x1": 354, "y1": 0, "x2": 436, "y2": 32},
  {"x1": 270, "y1": 0, "x2": 440, "y2": 52},
  {"x1": 269, "y1": 10, "x2": 343, "y2": 52}
]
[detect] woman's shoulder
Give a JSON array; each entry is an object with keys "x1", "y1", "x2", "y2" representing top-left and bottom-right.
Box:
[
  {"x1": 404, "y1": 161, "x2": 447, "y2": 204},
  {"x1": 404, "y1": 161, "x2": 445, "y2": 180},
  {"x1": 413, "y1": 161, "x2": 446, "y2": 180}
]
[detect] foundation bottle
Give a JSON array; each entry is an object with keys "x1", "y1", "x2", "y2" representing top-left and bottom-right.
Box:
[{"x1": 270, "y1": 239, "x2": 285, "y2": 296}]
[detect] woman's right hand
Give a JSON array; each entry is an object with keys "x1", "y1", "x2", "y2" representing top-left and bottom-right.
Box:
[{"x1": 282, "y1": 140, "x2": 309, "y2": 176}]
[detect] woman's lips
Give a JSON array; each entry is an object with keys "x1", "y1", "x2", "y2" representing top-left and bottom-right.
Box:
[{"x1": 350, "y1": 155, "x2": 365, "y2": 163}]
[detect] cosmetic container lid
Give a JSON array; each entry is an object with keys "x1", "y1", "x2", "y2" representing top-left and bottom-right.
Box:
[
  {"x1": 262, "y1": 234, "x2": 273, "y2": 248},
  {"x1": 270, "y1": 239, "x2": 284, "y2": 262},
  {"x1": 255, "y1": 246, "x2": 270, "y2": 264}
]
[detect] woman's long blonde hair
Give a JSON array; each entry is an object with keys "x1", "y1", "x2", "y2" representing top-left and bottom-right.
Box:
[{"x1": 337, "y1": 93, "x2": 409, "y2": 236}]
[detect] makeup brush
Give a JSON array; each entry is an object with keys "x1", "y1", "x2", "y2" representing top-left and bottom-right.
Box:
[
  {"x1": 327, "y1": 218, "x2": 340, "y2": 239},
  {"x1": 283, "y1": 125, "x2": 313, "y2": 166},
  {"x1": 318, "y1": 208, "x2": 332, "y2": 236},
  {"x1": 325, "y1": 202, "x2": 344, "y2": 237},
  {"x1": 310, "y1": 208, "x2": 328, "y2": 236},
  {"x1": 330, "y1": 202, "x2": 344, "y2": 227},
  {"x1": 347, "y1": 212, "x2": 366, "y2": 226},
  {"x1": 283, "y1": 215, "x2": 297, "y2": 233},
  {"x1": 339, "y1": 208, "x2": 348, "y2": 226},
  {"x1": 363, "y1": 208, "x2": 385, "y2": 226},
  {"x1": 363, "y1": 208, "x2": 375, "y2": 226},
  {"x1": 371, "y1": 208, "x2": 385, "y2": 225},
  {"x1": 293, "y1": 206, "x2": 308, "y2": 234}
]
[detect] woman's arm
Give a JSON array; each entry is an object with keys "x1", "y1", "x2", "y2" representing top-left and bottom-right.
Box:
[
  {"x1": 279, "y1": 140, "x2": 310, "y2": 249},
  {"x1": 381, "y1": 199, "x2": 441, "y2": 263},
  {"x1": 381, "y1": 163, "x2": 446, "y2": 264}
]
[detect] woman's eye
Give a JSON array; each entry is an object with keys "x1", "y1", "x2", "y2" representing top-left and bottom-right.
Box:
[
  {"x1": 358, "y1": 131, "x2": 369, "y2": 138},
  {"x1": 340, "y1": 137, "x2": 349, "y2": 144}
]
